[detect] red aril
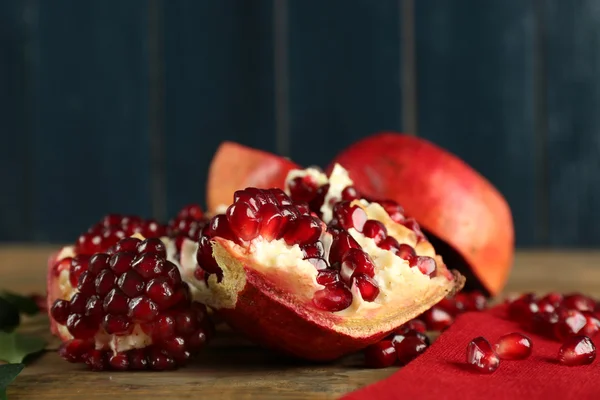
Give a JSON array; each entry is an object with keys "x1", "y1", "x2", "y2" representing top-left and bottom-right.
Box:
[
  {"x1": 494, "y1": 332, "x2": 532, "y2": 360},
  {"x1": 364, "y1": 341, "x2": 396, "y2": 368},
  {"x1": 391, "y1": 330, "x2": 429, "y2": 365},
  {"x1": 558, "y1": 335, "x2": 596, "y2": 366},
  {"x1": 466, "y1": 336, "x2": 500, "y2": 373},
  {"x1": 421, "y1": 306, "x2": 454, "y2": 331},
  {"x1": 554, "y1": 310, "x2": 587, "y2": 341}
]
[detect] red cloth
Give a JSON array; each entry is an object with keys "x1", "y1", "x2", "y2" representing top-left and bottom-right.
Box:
[{"x1": 342, "y1": 306, "x2": 600, "y2": 400}]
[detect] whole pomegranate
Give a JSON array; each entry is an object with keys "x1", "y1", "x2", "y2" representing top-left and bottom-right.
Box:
[
  {"x1": 46, "y1": 214, "x2": 214, "y2": 371},
  {"x1": 179, "y1": 165, "x2": 463, "y2": 361},
  {"x1": 331, "y1": 133, "x2": 514, "y2": 296}
]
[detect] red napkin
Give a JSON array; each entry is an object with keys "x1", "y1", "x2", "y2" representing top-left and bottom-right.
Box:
[{"x1": 342, "y1": 306, "x2": 600, "y2": 400}]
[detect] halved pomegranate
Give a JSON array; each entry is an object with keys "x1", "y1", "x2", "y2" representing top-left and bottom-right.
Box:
[
  {"x1": 46, "y1": 215, "x2": 213, "y2": 371},
  {"x1": 206, "y1": 141, "x2": 300, "y2": 214},
  {"x1": 183, "y1": 165, "x2": 464, "y2": 361},
  {"x1": 331, "y1": 133, "x2": 514, "y2": 296}
]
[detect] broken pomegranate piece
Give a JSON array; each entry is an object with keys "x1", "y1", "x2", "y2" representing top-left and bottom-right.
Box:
[
  {"x1": 182, "y1": 164, "x2": 463, "y2": 361},
  {"x1": 47, "y1": 236, "x2": 213, "y2": 371}
]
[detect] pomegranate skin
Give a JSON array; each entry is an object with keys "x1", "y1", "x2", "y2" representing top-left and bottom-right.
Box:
[
  {"x1": 330, "y1": 133, "x2": 514, "y2": 296},
  {"x1": 201, "y1": 238, "x2": 464, "y2": 361},
  {"x1": 207, "y1": 142, "x2": 299, "y2": 213}
]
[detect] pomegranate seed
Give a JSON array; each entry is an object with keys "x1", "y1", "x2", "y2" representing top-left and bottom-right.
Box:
[
  {"x1": 258, "y1": 203, "x2": 283, "y2": 241},
  {"x1": 206, "y1": 214, "x2": 237, "y2": 242},
  {"x1": 132, "y1": 253, "x2": 166, "y2": 279},
  {"x1": 103, "y1": 214, "x2": 123, "y2": 227},
  {"x1": 77, "y1": 271, "x2": 96, "y2": 296},
  {"x1": 85, "y1": 349, "x2": 108, "y2": 371},
  {"x1": 188, "y1": 330, "x2": 208, "y2": 351},
  {"x1": 377, "y1": 200, "x2": 405, "y2": 222},
  {"x1": 69, "y1": 293, "x2": 88, "y2": 314},
  {"x1": 287, "y1": 176, "x2": 318, "y2": 203},
  {"x1": 316, "y1": 269, "x2": 340, "y2": 285},
  {"x1": 558, "y1": 335, "x2": 596, "y2": 366},
  {"x1": 312, "y1": 282, "x2": 353, "y2": 312},
  {"x1": 128, "y1": 296, "x2": 159, "y2": 322},
  {"x1": 117, "y1": 270, "x2": 146, "y2": 298},
  {"x1": 176, "y1": 204, "x2": 204, "y2": 220},
  {"x1": 146, "y1": 279, "x2": 175, "y2": 308},
  {"x1": 532, "y1": 310, "x2": 559, "y2": 336},
  {"x1": 328, "y1": 231, "x2": 360, "y2": 264},
  {"x1": 95, "y1": 269, "x2": 116, "y2": 297},
  {"x1": 103, "y1": 289, "x2": 130, "y2": 315},
  {"x1": 301, "y1": 242, "x2": 324, "y2": 258},
  {"x1": 422, "y1": 306, "x2": 454, "y2": 331},
  {"x1": 84, "y1": 296, "x2": 104, "y2": 325},
  {"x1": 332, "y1": 202, "x2": 368, "y2": 232},
  {"x1": 282, "y1": 216, "x2": 322, "y2": 246},
  {"x1": 306, "y1": 258, "x2": 329, "y2": 270},
  {"x1": 362, "y1": 220, "x2": 387, "y2": 244},
  {"x1": 378, "y1": 236, "x2": 400, "y2": 252},
  {"x1": 308, "y1": 184, "x2": 329, "y2": 214},
  {"x1": 128, "y1": 349, "x2": 148, "y2": 370},
  {"x1": 494, "y1": 332, "x2": 532, "y2": 360},
  {"x1": 58, "y1": 339, "x2": 93, "y2": 363},
  {"x1": 196, "y1": 235, "x2": 221, "y2": 275},
  {"x1": 270, "y1": 188, "x2": 292, "y2": 206},
  {"x1": 341, "y1": 186, "x2": 360, "y2": 201},
  {"x1": 226, "y1": 201, "x2": 260, "y2": 241},
  {"x1": 148, "y1": 349, "x2": 176, "y2": 371},
  {"x1": 395, "y1": 319, "x2": 427, "y2": 334},
  {"x1": 354, "y1": 274, "x2": 380, "y2": 302},
  {"x1": 581, "y1": 312, "x2": 600, "y2": 337},
  {"x1": 88, "y1": 254, "x2": 110, "y2": 275},
  {"x1": 175, "y1": 311, "x2": 195, "y2": 335},
  {"x1": 563, "y1": 293, "x2": 596, "y2": 313},
  {"x1": 396, "y1": 244, "x2": 416, "y2": 261},
  {"x1": 554, "y1": 310, "x2": 587, "y2": 341},
  {"x1": 409, "y1": 256, "x2": 436, "y2": 276},
  {"x1": 109, "y1": 251, "x2": 136, "y2": 275},
  {"x1": 466, "y1": 336, "x2": 500, "y2": 373},
  {"x1": 153, "y1": 315, "x2": 176, "y2": 340},
  {"x1": 340, "y1": 248, "x2": 376, "y2": 283},
  {"x1": 51, "y1": 300, "x2": 71, "y2": 324},
  {"x1": 435, "y1": 297, "x2": 460, "y2": 316},
  {"x1": 109, "y1": 353, "x2": 130, "y2": 370},
  {"x1": 137, "y1": 238, "x2": 167, "y2": 257},
  {"x1": 508, "y1": 293, "x2": 539, "y2": 324},
  {"x1": 364, "y1": 341, "x2": 396, "y2": 368},
  {"x1": 401, "y1": 218, "x2": 426, "y2": 242},
  {"x1": 103, "y1": 314, "x2": 132, "y2": 335},
  {"x1": 392, "y1": 332, "x2": 429, "y2": 365},
  {"x1": 69, "y1": 255, "x2": 90, "y2": 287},
  {"x1": 66, "y1": 314, "x2": 96, "y2": 339}
]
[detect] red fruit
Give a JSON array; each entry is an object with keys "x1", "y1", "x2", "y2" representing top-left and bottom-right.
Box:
[
  {"x1": 186, "y1": 183, "x2": 464, "y2": 361},
  {"x1": 563, "y1": 293, "x2": 596, "y2": 313},
  {"x1": 364, "y1": 341, "x2": 396, "y2": 368},
  {"x1": 494, "y1": 332, "x2": 532, "y2": 360},
  {"x1": 362, "y1": 220, "x2": 387, "y2": 244},
  {"x1": 391, "y1": 331, "x2": 429, "y2": 365},
  {"x1": 466, "y1": 336, "x2": 500, "y2": 373},
  {"x1": 207, "y1": 141, "x2": 300, "y2": 213},
  {"x1": 331, "y1": 133, "x2": 514, "y2": 296},
  {"x1": 558, "y1": 335, "x2": 596, "y2": 366},
  {"x1": 47, "y1": 237, "x2": 213, "y2": 371},
  {"x1": 554, "y1": 310, "x2": 587, "y2": 341},
  {"x1": 421, "y1": 306, "x2": 454, "y2": 331}
]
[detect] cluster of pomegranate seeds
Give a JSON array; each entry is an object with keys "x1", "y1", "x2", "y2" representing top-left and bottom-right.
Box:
[
  {"x1": 51, "y1": 237, "x2": 213, "y2": 370},
  {"x1": 76, "y1": 215, "x2": 168, "y2": 255},
  {"x1": 494, "y1": 332, "x2": 532, "y2": 360},
  {"x1": 168, "y1": 204, "x2": 207, "y2": 242},
  {"x1": 364, "y1": 327, "x2": 430, "y2": 368}
]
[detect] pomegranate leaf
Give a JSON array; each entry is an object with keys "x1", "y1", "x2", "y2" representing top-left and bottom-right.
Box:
[
  {"x1": 0, "y1": 363, "x2": 24, "y2": 400},
  {"x1": 0, "y1": 292, "x2": 39, "y2": 316},
  {"x1": 0, "y1": 299, "x2": 20, "y2": 333},
  {"x1": 0, "y1": 332, "x2": 46, "y2": 364}
]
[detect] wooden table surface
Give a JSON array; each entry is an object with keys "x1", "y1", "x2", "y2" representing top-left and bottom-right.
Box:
[{"x1": 2, "y1": 246, "x2": 600, "y2": 400}]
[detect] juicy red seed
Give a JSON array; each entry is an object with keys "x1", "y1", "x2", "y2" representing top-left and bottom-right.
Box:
[
  {"x1": 103, "y1": 214, "x2": 123, "y2": 227},
  {"x1": 176, "y1": 204, "x2": 204, "y2": 220},
  {"x1": 76, "y1": 232, "x2": 103, "y2": 254},
  {"x1": 283, "y1": 216, "x2": 322, "y2": 246},
  {"x1": 175, "y1": 311, "x2": 195, "y2": 335},
  {"x1": 401, "y1": 218, "x2": 426, "y2": 241},
  {"x1": 103, "y1": 288, "x2": 130, "y2": 315},
  {"x1": 395, "y1": 319, "x2": 427, "y2": 334},
  {"x1": 364, "y1": 340, "x2": 396, "y2": 368},
  {"x1": 109, "y1": 251, "x2": 136, "y2": 275},
  {"x1": 508, "y1": 293, "x2": 540, "y2": 324},
  {"x1": 378, "y1": 200, "x2": 405, "y2": 222},
  {"x1": 137, "y1": 238, "x2": 167, "y2": 257},
  {"x1": 362, "y1": 220, "x2": 387, "y2": 244},
  {"x1": 153, "y1": 315, "x2": 176, "y2": 340},
  {"x1": 233, "y1": 190, "x2": 260, "y2": 210},
  {"x1": 308, "y1": 184, "x2": 329, "y2": 215},
  {"x1": 532, "y1": 310, "x2": 559, "y2": 335},
  {"x1": 465, "y1": 291, "x2": 488, "y2": 311},
  {"x1": 392, "y1": 333, "x2": 429, "y2": 365},
  {"x1": 558, "y1": 335, "x2": 596, "y2": 366},
  {"x1": 226, "y1": 201, "x2": 260, "y2": 241},
  {"x1": 436, "y1": 297, "x2": 461, "y2": 316},
  {"x1": 396, "y1": 244, "x2": 416, "y2": 261},
  {"x1": 287, "y1": 176, "x2": 318, "y2": 203},
  {"x1": 541, "y1": 292, "x2": 564, "y2": 308},
  {"x1": 188, "y1": 330, "x2": 208, "y2": 351},
  {"x1": 148, "y1": 348, "x2": 176, "y2": 371},
  {"x1": 467, "y1": 337, "x2": 499, "y2": 373},
  {"x1": 312, "y1": 282, "x2": 353, "y2": 312},
  {"x1": 101, "y1": 230, "x2": 126, "y2": 250},
  {"x1": 51, "y1": 300, "x2": 70, "y2": 324},
  {"x1": 563, "y1": 293, "x2": 596, "y2": 312},
  {"x1": 109, "y1": 353, "x2": 130, "y2": 370},
  {"x1": 128, "y1": 349, "x2": 149, "y2": 370},
  {"x1": 306, "y1": 258, "x2": 329, "y2": 270},
  {"x1": 206, "y1": 214, "x2": 237, "y2": 242},
  {"x1": 296, "y1": 203, "x2": 311, "y2": 215},
  {"x1": 103, "y1": 314, "x2": 132, "y2": 335},
  {"x1": 69, "y1": 293, "x2": 88, "y2": 314},
  {"x1": 340, "y1": 248, "x2": 376, "y2": 282},
  {"x1": 581, "y1": 313, "x2": 600, "y2": 338},
  {"x1": 128, "y1": 296, "x2": 159, "y2": 322},
  {"x1": 163, "y1": 263, "x2": 182, "y2": 287},
  {"x1": 328, "y1": 231, "x2": 361, "y2": 264},
  {"x1": 88, "y1": 253, "x2": 110, "y2": 275},
  {"x1": 84, "y1": 295, "x2": 104, "y2": 324},
  {"x1": 77, "y1": 271, "x2": 96, "y2": 296},
  {"x1": 332, "y1": 202, "x2": 367, "y2": 232},
  {"x1": 316, "y1": 269, "x2": 340, "y2": 286},
  {"x1": 70, "y1": 255, "x2": 90, "y2": 287},
  {"x1": 58, "y1": 340, "x2": 93, "y2": 363},
  {"x1": 302, "y1": 241, "x2": 324, "y2": 258},
  {"x1": 163, "y1": 336, "x2": 186, "y2": 360},
  {"x1": 378, "y1": 236, "x2": 401, "y2": 252},
  {"x1": 494, "y1": 332, "x2": 532, "y2": 360},
  {"x1": 270, "y1": 188, "x2": 293, "y2": 206},
  {"x1": 141, "y1": 220, "x2": 168, "y2": 238},
  {"x1": 341, "y1": 186, "x2": 360, "y2": 201},
  {"x1": 85, "y1": 349, "x2": 108, "y2": 371},
  {"x1": 422, "y1": 306, "x2": 454, "y2": 331},
  {"x1": 95, "y1": 269, "x2": 116, "y2": 297},
  {"x1": 354, "y1": 274, "x2": 380, "y2": 302},
  {"x1": 66, "y1": 314, "x2": 97, "y2": 339},
  {"x1": 554, "y1": 310, "x2": 587, "y2": 341},
  {"x1": 146, "y1": 279, "x2": 175, "y2": 309},
  {"x1": 196, "y1": 236, "x2": 221, "y2": 275},
  {"x1": 409, "y1": 256, "x2": 436, "y2": 276},
  {"x1": 132, "y1": 253, "x2": 165, "y2": 279},
  {"x1": 258, "y1": 203, "x2": 283, "y2": 241},
  {"x1": 118, "y1": 270, "x2": 146, "y2": 298}
]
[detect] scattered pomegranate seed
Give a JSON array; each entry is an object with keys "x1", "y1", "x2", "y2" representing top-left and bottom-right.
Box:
[
  {"x1": 395, "y1": 319, "x2": 427, "y2": 334},
  {"x1": 554, "y1": 310, "x2": 587, "y2": 341},
  {"x1": 391, "y1": 330, "x2": 429, "y2": 365},
  {"x1": 558, "y1": 335, "x2": 596, "y2": 366},
  {"x1": 364, "y1": 340, "x2": 397, "y2": 368},
  {"x1": 466, "y1": 337, "x2": 500, "y2": 373},
  {"x1": 422, "y1": 306, "x2": 454, "y2": 331},
  {"x1": 494, "y1": 332, "x2": 532, "y2": 360}
]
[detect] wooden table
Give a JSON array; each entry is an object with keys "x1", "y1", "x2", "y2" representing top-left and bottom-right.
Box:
[{"x1": 2, "y1": 246, "x2": 600, "y2": 400}]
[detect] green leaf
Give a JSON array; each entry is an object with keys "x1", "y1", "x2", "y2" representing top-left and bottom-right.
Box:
[
  {"x1": 0, "y1": 299, "x2": 19, "y2": 333},
  {"x1": 0, "y1": 292, "x2": 39, "y2": 316},
  {"x1": 0, "y1": 363, "x2": 24, "y2": 400},
  {"x1": 0, "y1": 332, "x2": 46, "y2": 364}
]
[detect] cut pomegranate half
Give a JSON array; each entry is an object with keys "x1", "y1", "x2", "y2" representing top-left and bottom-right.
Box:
[
  {"x1": 184, "y1": 165, "x2": 464, "y2": 361},
  {"x1": 47, "y1": 223, "x2": 213, "y2": 371}
]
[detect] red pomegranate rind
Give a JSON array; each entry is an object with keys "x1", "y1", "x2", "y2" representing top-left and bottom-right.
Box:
[
  {"x1": 330, "y1": 133, "x2": 514, "y2": 296},
  {"x1": 201, "y1": 238, "x2": 463, "y2": 361},
  {"x1": 207, "y1": 141, "x2": 300, "y2": 213}
]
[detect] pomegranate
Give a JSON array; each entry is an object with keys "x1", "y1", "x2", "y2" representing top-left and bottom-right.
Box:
[
  {"x1": 494, "y1": 332, "x2": 532, "y2": 360},
  {"x1": 558, "y1": 336, "x2": 596, "y2": 366},
  {"x1": 46, "y1": 215, "x2": 213, "y2": 371},
  {"x1": 466, "y1": 336, "x2": 500, "y2": 373},
  {"x1": 330, "y1": 133, "x2": 514, "y2": 296},
  {"x1": 207, "y1": 141, "x2": 300, "y2": 214},
  {"x1": 183, "y1": 165, "x2": 464, "y2": 361}
]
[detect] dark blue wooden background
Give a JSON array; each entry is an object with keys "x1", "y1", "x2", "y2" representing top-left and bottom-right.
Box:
[{"x1": 1, "y1": 0, "x2": 598, "y2": 247}]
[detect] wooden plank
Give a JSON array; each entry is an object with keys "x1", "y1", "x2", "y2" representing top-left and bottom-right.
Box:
[
  {"x1": 163, "y1": 0, "x2": 276, "y2": 216},
  {"x1": 414, "y1": 0, "x2": 538, "y2": 246},
  {"x1": 543, "y1": 0, "x2": 600, "y2": 246},
  {"x1": 28, "y1": 0, "x2": 152, "y2": 242},
  {"x1": 287, "y1": 0, "x2": 403, "y2": 168},
  {"x1": 0, "y1": 0, "x2": 32, "y2": 241}
]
